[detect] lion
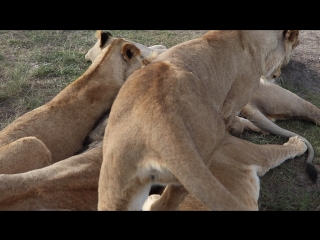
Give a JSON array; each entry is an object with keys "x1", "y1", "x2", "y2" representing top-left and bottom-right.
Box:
[
  {"x1": 0, "y1": 36, "x2": 149, "y2": 173},
  {"x1": 0, "y1": 134, "x2": 307, "y2": 211},
  {"x1": 97, "y1": 30, "x2": 300, "y2": 211},
  {"x1": 0, "y1": 144, "x2": 102, "y2": 210},
  {"x1": 142, "y1": 135, "x2": 307, "y2": 211},
  {"x1": 238, "y1": 78, "x2": 319, "y2": 182},
  {"x1": 1, "y1": 30, "x2": 307, "y2": 211},
  {"x1": 85, "y1": 30, "x2": 167, "y2": 63},
  {"x1": 0, "y1": 108, "x2": 105, "y2": 210},
  {"x1": 0, "y1": 105, "x2": 307, "y2": 211},
  {"x1": 0, "y1": 32, "x2": 154, "y2": 209},
  {"x1": 86, "y1": 31, "x2": 317, "y2": 183}
]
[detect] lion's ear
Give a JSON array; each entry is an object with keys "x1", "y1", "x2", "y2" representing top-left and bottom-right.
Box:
[
  {"x1": 141, "y1": 52, "x2": 158, "y2": 67},
  {"x1": 121, "y1": 43, "x2": 141, "y2": 61},
  {"x1": 99, "y1": 31, "x2": 112, "y2": 48},
  {"x1": 284, "y1": 30, "x2": 299, "y2": 44},
  {"x1": 95, "y1": 30, "x2": 101, "y2": 39}
]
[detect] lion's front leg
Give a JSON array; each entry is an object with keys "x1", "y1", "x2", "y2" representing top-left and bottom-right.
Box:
[{"x1": 258, "y1": 136, "x2": 307, "y2": 176}]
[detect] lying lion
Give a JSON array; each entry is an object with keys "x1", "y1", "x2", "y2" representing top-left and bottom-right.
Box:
[
  {"x1": 143, "y1": 135, "x2": 307, "y2": 210},
  {"x1": 239, "y1": 79, "x2": 318, "y2": 182},
  {"x1": 87, "y1": 30, "x2": 317, "y2": 183},
  {"x1": 0, "y1": 133, "x2": 306, "y2": 210},
  {"x1": 0, "y1": 103, "x2": 105, "y2": 210},
  {"x1": 0, "y1": 36, "x2": 149, "y2": 174},
  {"x1": 0, "y1": 37, "x2": 158, "y2": 210},
  {"x1": 97, "y1": 30, "x2": 300, "y2": 210},
  {"x1": 0, "y1": 145, "x2": 102, "y2": 210}
]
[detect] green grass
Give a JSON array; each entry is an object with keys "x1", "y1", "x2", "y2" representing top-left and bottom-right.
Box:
[
  {"x1": 0, "y1": 30, "x2": 94, "y2": 125},
  {"x1": 0, "y1": 30, "x2": 206, "y2": 127}
]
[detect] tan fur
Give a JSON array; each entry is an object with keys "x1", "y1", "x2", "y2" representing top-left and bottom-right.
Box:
[
  {"x1": 0, "y1": 31, "x2": 305, "y2": 211},
  {"x1": 85, "y1": 30, "x2": 167, "y2": 62},
  {"x1": 144, "y1": 135, "x2": 306, "y2": 211},
  {"x1": 0, "y1": 122, "x2": 306, "y2": 210},
  {"x1": 0, "y1": 38, "x2": 147, "y2": 168},
  {"x1": 86, "y1": 34, "x2": 315, "y2": 169},
  {"x1": 0, "y1": 39, "x2": 160, "y2": 210},
  {"x1": 238, "y1": 78, "x2": 318, "y2": 182},
  {"x1": 3, "y1": 75, "x2": 313, "y2": 210},
  {"x1": 98, "y1": 30, "x2": 300, "y2": 210},
  {"x1": 241, "y1": 79, "x2": 320, "y2": 127},
  {"x1": 0, "y1": 137, "x2": 51, "y2": 174},
  {"x1": 0, "y1": 145, "x2": 102, "y2": 211},
  {"x1": 220, "y1": 32, "x2": 317, "y2": 183}
]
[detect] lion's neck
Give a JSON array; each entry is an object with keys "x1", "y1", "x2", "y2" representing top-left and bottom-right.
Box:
[{"x1": 50, "y1": 58, "x2": 122, "y2": 116}]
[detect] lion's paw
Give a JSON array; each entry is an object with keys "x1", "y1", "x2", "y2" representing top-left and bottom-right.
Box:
[
  {"x1": 142, "y1": 194, "x2": 161, "y2": 211},
  {"x1": 284, "y1": 136, "x2": 307, "y2": 155}
]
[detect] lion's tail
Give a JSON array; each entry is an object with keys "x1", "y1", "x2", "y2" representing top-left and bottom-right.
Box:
[{"x1": 247, "y1": 110, "x2": 318, "y2": 183}]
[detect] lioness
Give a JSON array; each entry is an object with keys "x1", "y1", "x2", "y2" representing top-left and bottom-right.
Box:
[
  {"x1": 86, "y1": 31, "x2": 317, "y2": 183},
  {"x1": 0, "y1": 37, "x2": 148, "y2": 170},
  {"x1": 0, "y1": 145, "x2": 102, "y2": 211},
  {"x1": 98, "y1": 30, "x2": 300, "y2": 210},
  {"x1": 0, "y1": 96, "x2": 306, "y2": 210},
  {"x1": 85, "y1": 30, "x2": 167, "y2": 63},
  {"x1": 143, "y1": 135, "x2": 307, "y2": 210},
  {"x1": 239, "y1": 78, "x2": 318, "y2": 182},
  {"x1": 0, "y1": 135, "x2": 307, "y2": 211},
  {"x1": 0, "y1": 137, "x2": 51, "y2": 174}
]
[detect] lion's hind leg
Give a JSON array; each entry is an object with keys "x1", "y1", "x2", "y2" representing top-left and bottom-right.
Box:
[
  {"x1": 0, "y1": 136, "x2": 52, "y2": 174},
  {"x1": 0, "y1": 145, "x2": 102, "y2": 210},
  {"x1": 98, "y1": 148, "x2": 155, "y2": 211}
]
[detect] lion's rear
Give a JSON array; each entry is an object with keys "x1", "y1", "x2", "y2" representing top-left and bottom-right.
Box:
[{"x1": 99, "y1": 60, "x2": 226, "y2": 210}]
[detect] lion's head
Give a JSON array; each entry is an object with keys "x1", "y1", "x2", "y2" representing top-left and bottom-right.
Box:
[
  {"x1": 85, "y1": 30, "x2": 167, "y2": 63},
  {"x1": 257, "y1": 30, "x2": 299, "y2": 81},
  {"x1": 259, "y1": 30, "x2": 299, "y2": 82},
  {"x1": 85, "y1": 31, "x2": 114, "y2": 62}
]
